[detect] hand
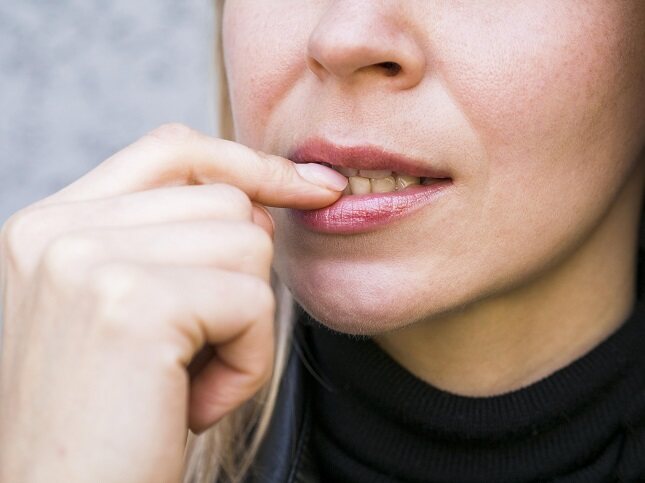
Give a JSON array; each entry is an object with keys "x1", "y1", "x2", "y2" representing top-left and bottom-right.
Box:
[{"x1": 0, "y1": 124, "x2": 346, "y2": 483}]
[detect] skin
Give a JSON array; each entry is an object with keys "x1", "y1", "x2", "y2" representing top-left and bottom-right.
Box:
[
  {"x1": 222, "y1": 1, "x2": 645, "y2": 395},
  {"x1": 1, "y1": 2, "x2": 643, "y2": 481},
  {"x1": 0, "y1": 127, "x2": 346, "y2": 481}
]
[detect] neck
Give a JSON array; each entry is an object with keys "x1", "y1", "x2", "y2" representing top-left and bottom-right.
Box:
[{"x1": 374, "y1": 165, "x2": 644, "y2": 397}]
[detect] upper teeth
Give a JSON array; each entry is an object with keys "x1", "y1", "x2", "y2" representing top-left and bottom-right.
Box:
[{"x1": 330, "y1": 166, "x2": 434, "y2": 195}]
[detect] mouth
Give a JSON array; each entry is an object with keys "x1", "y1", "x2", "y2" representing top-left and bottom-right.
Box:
[
  {"x1": 288, "y1": 136, "x2": 452, "y2": 195},
  {"x1": 286, "y1": 137, "x2": 453, "y2": 234},
  {"x1": 321, "y1": 165, "x2": 443, "y2": 195}
]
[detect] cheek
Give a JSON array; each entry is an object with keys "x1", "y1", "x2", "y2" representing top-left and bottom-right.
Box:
[
  {"x1": 437, "y1": 3, "x2": 642, "y2": 238},
  {"x1": 443, "y1": 6, "x2": 615, "y2": 142},
  {"x1": 222, "y1": 2, "x2": 315, "y2": 148},
  {"x1": 439, "y1": 3, "x2": 638, "y2": 166}
]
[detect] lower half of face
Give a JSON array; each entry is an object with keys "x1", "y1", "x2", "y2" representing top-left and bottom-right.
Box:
[{"x1": 224, "y1": 1, "x2": 645, "y2": 334}]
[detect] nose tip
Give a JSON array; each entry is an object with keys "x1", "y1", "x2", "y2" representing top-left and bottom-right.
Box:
[{"x1": 306, "y1": 7, "x2": 427, "y2": 90}]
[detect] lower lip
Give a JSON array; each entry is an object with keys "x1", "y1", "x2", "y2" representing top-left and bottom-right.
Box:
[{"x1": 289, "y1": 180, "x2": 452, "y2": 234}]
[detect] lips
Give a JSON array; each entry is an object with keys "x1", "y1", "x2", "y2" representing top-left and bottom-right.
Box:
[
  {"x1": 286, "y1": 137, "x2": 453, "y2": 234},
  {"x1": 287, "y1": 137, "x2": 451, "y2": 179}
]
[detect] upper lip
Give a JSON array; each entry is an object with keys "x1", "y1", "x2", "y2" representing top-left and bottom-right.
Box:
[{"x1": 287, "y1": 137, "x2": 451, "y2": 179}]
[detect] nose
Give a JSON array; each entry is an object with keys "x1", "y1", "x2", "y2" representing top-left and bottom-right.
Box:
[{"x1": 306, "y1": 2, "x2": 427, "y2": 91}]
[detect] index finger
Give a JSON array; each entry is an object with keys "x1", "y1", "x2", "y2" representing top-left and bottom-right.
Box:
[{"x1": 44, "y1": 124, "x2": 348, "y2": 209}]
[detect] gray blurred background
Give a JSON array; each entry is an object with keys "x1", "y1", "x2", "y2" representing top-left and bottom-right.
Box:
[{"x1": 0, "y1": 0, "x2": 217, "y2": 226}]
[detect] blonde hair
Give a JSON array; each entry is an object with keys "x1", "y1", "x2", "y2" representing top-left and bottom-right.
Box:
[{"x1": 181, "y1": 1, "x2": 297, "y2": 481}]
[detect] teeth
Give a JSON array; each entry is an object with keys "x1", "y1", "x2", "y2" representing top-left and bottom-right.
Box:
[
  {"x1": 395, "y1": 175, "x2": 421, "y2": 190},
  {"x1": 370, "y1": 176, "x2": 396, "y2": 193},
  {"x1": 348, "y1": 176, "x2": 371, "y2": 195},
  {"x1": 358, "y1": 169, "x2": 392, "y2": 179},
  {"x1": 328, "y1": 163, "x2": 431, "y2": 195},
  {"x1": 342, "y1": 173, "x2": 424, "y2": 195},
  {"x1": 337, "y1": 167, "x2": 358, "y2": 177}
]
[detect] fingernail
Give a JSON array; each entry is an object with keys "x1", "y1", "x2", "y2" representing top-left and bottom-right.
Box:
[{"x1": 294, "y1": 163, "x2": 348, "y2": 192}]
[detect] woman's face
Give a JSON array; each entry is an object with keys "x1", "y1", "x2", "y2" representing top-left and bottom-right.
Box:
[{"x1": 222, "y1": 1, "x2": 645, "y2": 334}]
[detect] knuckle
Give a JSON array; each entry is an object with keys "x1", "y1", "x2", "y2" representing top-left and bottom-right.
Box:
[
  {"x1": 42, "y1": 233, "x2": 103, "y2": 282},
  {"x1": 87, "y1": 263, "x2": 157, "y2": 330},
  {"x1": 87, "y1": 262, "x2": 149, "y2": 305},
  {"x1": 219, "y1": 184, "x2": 253, "y2": 215},
  {"x1": 1, "y1": 207, "x2": 42, "y2": 261},
  {"x1": 243, "y1": 223, "x2": 274, "y2": 263},
  {"x1": 236, "y1": 275, "x2": 275, "y2": 323},
  {"x1": 201, "y1": 183, "x2": 253, "y2": 218},
  {"x1": 145, "y1": 123, "x2": 198, "y2": 146},
  {"x1": 0, "y1": 209, "x2": 28, "y2": 261},
  {"x1": 256, "y1": 150, "x2": 287, "y2": 180},
  {"x1": 249, "y1": 277, "x2": 276, "y2": 318},
  {"x1": 232, "y1": 222, "x2": 274, "y2": 275}
]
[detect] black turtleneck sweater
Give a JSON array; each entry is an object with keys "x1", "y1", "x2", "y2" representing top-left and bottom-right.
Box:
[{"x1": 299, "y1": 295, "x2": 645, "y2": 482}]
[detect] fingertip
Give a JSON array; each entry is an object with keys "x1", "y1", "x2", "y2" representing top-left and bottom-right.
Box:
[{"x1": 293, "y1": 163, "x2": 348, "y2": 192}]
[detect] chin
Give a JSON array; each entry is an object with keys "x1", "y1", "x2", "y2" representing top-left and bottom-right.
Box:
[
  {"x1": 292, "y1": 291, "x2": 406, "y2": 335},
  {"x1": 279, "y1": 264, "x2": 446, "y2": 336}
]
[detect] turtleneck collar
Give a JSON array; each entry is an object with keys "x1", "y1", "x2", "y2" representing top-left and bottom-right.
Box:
[{"x1": 298, "y1": 294, "x2": 645, "y2": 482}]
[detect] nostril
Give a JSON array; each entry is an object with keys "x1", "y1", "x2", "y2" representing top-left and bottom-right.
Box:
[{"x1": 379, "y1": 61, "x2": 402, "y2": 76}]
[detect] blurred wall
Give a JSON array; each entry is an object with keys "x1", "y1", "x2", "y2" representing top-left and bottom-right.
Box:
[{"x1": 0, "y1": 0, "x2": 216, "y2": 226}]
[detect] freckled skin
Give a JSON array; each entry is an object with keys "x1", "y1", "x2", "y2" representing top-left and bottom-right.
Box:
[{"x1": 223, "y1": 1, "x2": 645, "y2": 394}]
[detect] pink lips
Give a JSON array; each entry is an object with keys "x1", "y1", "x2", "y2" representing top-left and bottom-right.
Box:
[
  {"x1": 287, "y1": 138, "x2": 453, "y2": 234},
  {"x1": 287, "y1": 137, "x2": 451, "y2": 179}
]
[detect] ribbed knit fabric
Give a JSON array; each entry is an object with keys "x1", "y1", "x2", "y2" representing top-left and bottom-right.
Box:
[{"x1": 299, "y1": 296, "x2": 645, "y2": 482}]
